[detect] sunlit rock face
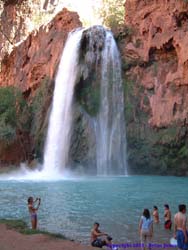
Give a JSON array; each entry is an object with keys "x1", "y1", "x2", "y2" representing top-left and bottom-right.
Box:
[
  {"x1": 0, "y1": 8, "x2": 82, "y2": 93},
  {"x1": 0, "y1": 0, "x2": 101, "y2": 62},
  {"x1": 0, "y1": 1, "x2": 28, "y2": 60},
  {"x1": 124, "y1": 0, "x2": 188, "y2": 128},
  {"x1": 0, "y1": 8, "x2": 82, "y2": 166},
  {"x1": 118, "y1": 0, "x2": 188, "y2": 175}
]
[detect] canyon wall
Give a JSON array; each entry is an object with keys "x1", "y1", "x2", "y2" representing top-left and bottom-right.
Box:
[
  {"x1": 0, "y1": 8, "x2": 81, "y2": 92},
  {"x1": 118, "y1": 0, "x2": 188, "y2": 175},
  {"x1": 1, "y1": 0, "x2": 188, "y2": 175},
  {"x1": 0, "y1": 8, "x2": 82, "y2": 165}
]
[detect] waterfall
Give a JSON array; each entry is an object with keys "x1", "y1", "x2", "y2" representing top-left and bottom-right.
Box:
[
  {"x1": 42, "y1": 26, "x2": 127, "y2": 177},
  {"x1": 95, "y1": 30, "x2": 128, "y2": 175},
  {"x1": 42, "y1": 29, "x2": 83, "y2": 175}
]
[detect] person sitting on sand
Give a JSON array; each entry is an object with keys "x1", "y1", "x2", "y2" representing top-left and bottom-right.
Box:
[
  {"x1": 139, "y1": 208, "x2": 153, "y2": 249},
  {"x1": 164, "y1": 204, "x2": 172, "y2": 230},
  {"x1": 153, "y1": 206, "x2": 159, "y2": 223},
  {"x1": 91, "y1": 222, "x2": 112, "y2": 248},
  {"x1": 27, "y1": 197, "x2": 41, "y2": 229},
  {"x1": 174, "y1": 204, "x2": 188, "y2": 250}
]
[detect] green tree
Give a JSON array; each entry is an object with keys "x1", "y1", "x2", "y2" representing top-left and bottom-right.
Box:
[
  {"x1": 98, "y1": 0, "x2": 125, "y2": 29},
  {"x1": 0, "y1": 86, "x2": 30, "y2": 145}
]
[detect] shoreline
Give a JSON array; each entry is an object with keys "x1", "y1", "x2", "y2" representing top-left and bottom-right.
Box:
[
  {"x1": 0, "y1": 219, "x2": 97, "y2": 250},
  {"x1": 0, "y1": 219, "x2": 177, "y2": 250}
]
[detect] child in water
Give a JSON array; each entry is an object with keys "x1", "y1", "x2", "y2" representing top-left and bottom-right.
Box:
[{"x1": 27, "y1": 197, "x2": 41, "y2": 229}]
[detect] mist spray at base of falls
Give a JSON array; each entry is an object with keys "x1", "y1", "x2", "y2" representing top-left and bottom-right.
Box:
[{"x1": 0, "y1": 26, "x2": 128, "y2": 181}]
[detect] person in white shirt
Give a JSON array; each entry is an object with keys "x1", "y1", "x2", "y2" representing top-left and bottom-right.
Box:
[{"x1": 139, "y1": 209, "x2": 153, "y2": 249}]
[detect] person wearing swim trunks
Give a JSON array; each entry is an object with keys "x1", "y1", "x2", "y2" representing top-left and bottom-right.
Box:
[
  {"x1": 164, "y1": 204, "x2": 172, "y2": 230},
  {"x1": 139, "y1": 209, "x2": 153, "y2": 250},
  {"x1": 153, "y1": 206, "x2": 159, "y2": 223},
  {"x1": 27, "y1": 196, "x2": 41, "y2": 229},
  {"x1": 174, "y1": 204, "x2": 188, "y2": 250},
  {"x1": 90, "y1": 222, "x2": 112, "y2": 248}
]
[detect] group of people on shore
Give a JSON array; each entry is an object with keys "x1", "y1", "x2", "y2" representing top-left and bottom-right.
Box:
[{"x1": 27, "y1": 197, "x2": 188, "y2": 250}]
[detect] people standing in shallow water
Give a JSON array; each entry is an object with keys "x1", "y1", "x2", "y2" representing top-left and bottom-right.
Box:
[
  {"x1": 90, "y1": 222, "x2": 112, "y2": 248},
  {"x1": 139, "y1": 209, "x2": 153, "y2": 250},
  {"x1": 153, "y1": 206, "x2": 159, "y2": 223},
  {"x1": 27, "y1": 197, "x2": 41, "y2": 229},
  {"x1": 164, "y1": 204, "x2": 172, "y2": 230},
  {"x1": 174, "y1": 204, "x2": 188, "y2": 250}
]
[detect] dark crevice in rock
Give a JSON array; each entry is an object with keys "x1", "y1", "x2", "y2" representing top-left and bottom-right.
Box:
[
  {"x1": 148, "y1": 39, "x2": 178, "y2": 74},
  {"x1": 2, "y1": 0, "x2": 25, "y2": 6},
  {"x1": 174, "y1": 11, "x2": 188, "y2": 28}
]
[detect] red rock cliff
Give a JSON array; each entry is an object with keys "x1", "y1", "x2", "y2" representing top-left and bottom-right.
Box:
[
  {"x1": 0, "y1": 8, "x2": 82, "y2": 93},
  {"x1": 0, "y1": 8, "x2": 82, "y2": 166},
  {"x1": 118, "y1": 0, "x2": 188, "y2": 175},
  {"x1": 123, "y1": 0, "x2": 188, "y2": 128}
]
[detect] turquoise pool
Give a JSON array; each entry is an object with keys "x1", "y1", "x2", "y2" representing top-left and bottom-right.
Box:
[{"x1": 0, "y1": 176, "x2": 187, "y2": 245}]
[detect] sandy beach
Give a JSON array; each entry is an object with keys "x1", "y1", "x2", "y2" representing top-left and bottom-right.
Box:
[
  {"x1": 0, "y1": 222, "x2": 177, "y2": 250},
  {"x1": 0, "y1": 223, "x2": 97, "y2": 250}
]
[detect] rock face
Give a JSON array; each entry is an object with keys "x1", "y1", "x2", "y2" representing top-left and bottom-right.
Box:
[
  {"x1": 0, "y1": 8, "x2": 82, "y2": 166},
  {"x1": 0, "y1": 0, "x2": 30, "y2": 61},
  {"x1": 0, "y1": 8, "x2": 82, "y2": 93},
  {"x1": 125, "y1": 0, "x2": 188, "y2": 127},
  {"x1": 1, "y1": 0, "x2": 188, "y2": 176},
  {"x1": 118, "y1": 0, "x2": 188, "y2": 175}
]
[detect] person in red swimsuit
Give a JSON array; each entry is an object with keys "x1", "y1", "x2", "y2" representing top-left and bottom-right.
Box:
[{"x1": 164, "y1": 204, "x2": 172, "y2": 230}]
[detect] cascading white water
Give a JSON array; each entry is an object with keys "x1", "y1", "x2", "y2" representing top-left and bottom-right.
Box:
[
  {"x1": 43, "y1": 26, "x2": 127, "y2": 177},
  {"x1": 0, "y1": 26, "x2": 128, "y2": 181},
  {"x1": 42, "y1": 29, "x2": 83, "y2": 176},
  {"x1": 96, "y1": 30, "x2": 128, "y2": 175}
]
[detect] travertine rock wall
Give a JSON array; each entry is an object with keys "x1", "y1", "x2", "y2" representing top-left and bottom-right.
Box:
[
  {"x1": 0, "y1": 8, "x2": 82, "y2": 93},
  {"x1": 118, "y1": 0, "x2": 188, "y2": 175}
]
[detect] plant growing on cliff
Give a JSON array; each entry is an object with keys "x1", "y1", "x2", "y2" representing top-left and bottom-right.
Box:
[
  {"x1": 77, "y1": 84, "x2": 101, "y2": 117},
  {"x1": 98, "y1": 0, "x2": 125, "y2": 29},
  {"x1": 30, "y1": 77, "x2": 53, "y2": 159},
  {"x1": 0, "y1": 120, "x2": 16, "y2": 144},
  {"x1": 0, "y1": 86, "x2": 30, "y2": 145}
]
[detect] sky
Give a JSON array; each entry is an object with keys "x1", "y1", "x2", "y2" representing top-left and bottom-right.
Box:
[{"x1": 42, "y1": 0, "x2": 103, "y2": 26}]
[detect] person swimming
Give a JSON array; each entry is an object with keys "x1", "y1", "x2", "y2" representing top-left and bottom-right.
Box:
[
  {"x1": 164, "y1": 204, "x2": 172, "y2": 230},
  {"x1": 174, "y1": 204, "x2": 188, "y2": 250},
  {"x1": 139, "y1": 208, "x2": 153, "y2": 250},
  {"x1": 90, "y1": 222, "x2": 112, "y2": 248},
  {"x1": 27, "y1": 197, "x2": 41, "y2": 229},
  {"x1": 153, "y1": 206, "x2": 159, "y2": 223}
]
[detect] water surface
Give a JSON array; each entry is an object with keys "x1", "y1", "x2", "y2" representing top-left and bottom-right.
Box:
[{"x1": 0, "y1": 175, "x2": 187, "y2": 245}]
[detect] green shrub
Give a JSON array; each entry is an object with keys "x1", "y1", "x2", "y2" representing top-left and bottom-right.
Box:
[
  {"x1": 0, "y1": 86, "x2": 30, "y2": 144},
  {"x1": 78, "y1": 84, "x2": 100, "y2": 117},
  {"x1": 30, "y1": 77, "x2": 53, "y2": 159},
  {"x1": 178, "y1": 145, "x2": 188, "y2": 159},
  {"x1": 0, "y1": 120, "x2": 16, "y2": 144}
]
